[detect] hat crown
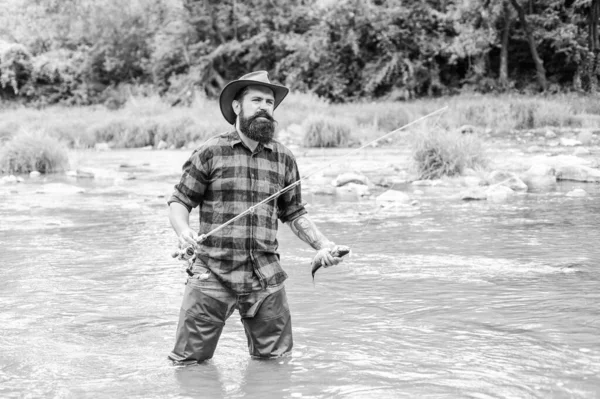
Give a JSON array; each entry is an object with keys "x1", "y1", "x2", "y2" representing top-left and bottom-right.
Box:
[
  {"x1": 238, "y1": 70, "x2": 271, "y2": 85},
  {"x1": 219, "y1": 70, "x2": 289, "y2": 125}
]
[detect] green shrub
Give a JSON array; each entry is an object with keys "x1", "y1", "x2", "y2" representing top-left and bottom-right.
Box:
[
  {"x1": 373, "y1": 107, "x2": 413, "y2": 133},
  {"x1": 0, "y1": 41, "x2": 33, "y2": 97},
  {"x1": 0, "y1": 130, "x2": 68, "y2": 173},
  {"x1": 412, "y1": 129, "x2": 488, "y2": 180},
  {"x1": 45, "y1": 120, "x2": 96, "y2": 149},
  {"x1": 302, "y1": 115, "x2": 352, "y2": 147},
  {"x1": 91, "y1": 119, "x2": 131, "y2": 144}
]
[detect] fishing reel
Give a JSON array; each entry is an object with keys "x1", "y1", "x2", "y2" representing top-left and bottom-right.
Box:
[
  {"x1": 171, "y1": 234, "x2": 207, "y2": 262},
  {"x1": 171, "y1": 246, "x2": 196, "y2": 262}
]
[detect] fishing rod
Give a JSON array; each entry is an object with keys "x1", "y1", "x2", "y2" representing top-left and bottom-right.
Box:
[{"x1": 191, "y1": 105, "x2": 448, "y2": 244}]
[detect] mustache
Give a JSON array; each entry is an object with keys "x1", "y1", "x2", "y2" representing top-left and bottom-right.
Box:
[{"x1": 250, "y1": 110, "x2": 274, "y2": 123}]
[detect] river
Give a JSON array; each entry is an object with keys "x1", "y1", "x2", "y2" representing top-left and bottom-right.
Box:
[{"x1": 1, "y1": 149, "x2": 599, "y2": 398}]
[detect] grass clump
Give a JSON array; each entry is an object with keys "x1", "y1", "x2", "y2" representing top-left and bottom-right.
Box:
[
  {"x1": 412, "y1": 129, "x2": 488, "y2": 180},
  {"x1": 302, "y1": 115, "x2": 352, "y2": 147},
  {"x1": 0, "y1": 130, "x2": 69, "y2": 173}
]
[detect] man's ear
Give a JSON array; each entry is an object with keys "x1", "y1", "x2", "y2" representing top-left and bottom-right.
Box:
[{"x1": 232, "y1": 100, "x2": 241, "y2": 116}]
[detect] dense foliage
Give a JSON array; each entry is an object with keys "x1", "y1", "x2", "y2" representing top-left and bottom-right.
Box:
[{"x1": 0, "y1": 0, "x2": 598, "y2": 105}]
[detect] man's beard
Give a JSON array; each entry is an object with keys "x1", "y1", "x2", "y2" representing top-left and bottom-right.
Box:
[{"x1": 238, "y1": 109, "x2": 276, "y2": 144}]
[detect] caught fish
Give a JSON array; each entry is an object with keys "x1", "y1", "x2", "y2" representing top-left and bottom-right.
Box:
[{"x1": 311, "y1": 245, "x2": 351, "y2": 279}]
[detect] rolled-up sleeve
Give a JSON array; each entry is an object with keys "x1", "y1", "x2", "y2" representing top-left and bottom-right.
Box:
[
  {"x1": 167, "y1": 149, "x2": 209, "y2": 211},
  {"x1": 277, "y1": 154, "x2": 307, "y2": 223}
]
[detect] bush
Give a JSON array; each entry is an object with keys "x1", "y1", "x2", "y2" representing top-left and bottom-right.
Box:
[
  {"x1": 412, "y1": 129, "x2": 488, "y2": 180},
  {"x1": 28, "y1": 49, "x2": 88, "y2": 105},
  {"x1": 0, "y1": 41, "x2": 33, "y2": 97},
  {"x1": 302, "y1": 115, "x2": 352, "y2": 147},
  {"x1": 0, "y1": 130, "x2": 69, "y2": 174}
]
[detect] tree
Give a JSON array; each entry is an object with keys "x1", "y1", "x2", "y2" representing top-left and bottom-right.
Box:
[{"x1": 509, "y1": 0, "x2": 548, "y2": 91}]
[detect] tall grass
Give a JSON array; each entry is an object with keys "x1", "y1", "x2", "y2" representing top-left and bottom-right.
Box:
[
  {"x1": 0, "y1": 93, "x2": 230, "y2": 150},
  {"x1": 0, "y1": 91, "x2": 597, "y2": 155},
  {"x1": 302, "y1": 115, "x2": 352, "y2": 147},
  {"x1": 411, "y1": 129, "x2": 489, "y2": 180},
  {"x1": 0, "y1": 130, "x2": 69, "y2": 173}
]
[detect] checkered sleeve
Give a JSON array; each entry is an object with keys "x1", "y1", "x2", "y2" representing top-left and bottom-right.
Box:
[
  {"x1": 277, "y1": 152, "x2": 307, "y2": 223},
  {"x1": 167, "y1": 149, "x2": 209, "y2": 211}
]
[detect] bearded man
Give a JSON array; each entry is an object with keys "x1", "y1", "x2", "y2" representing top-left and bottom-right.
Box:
[{"x1": 167, "y1": 70, "x2": 347, "y2": 363}]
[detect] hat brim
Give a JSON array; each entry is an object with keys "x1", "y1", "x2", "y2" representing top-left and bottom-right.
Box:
[{"x1": 219, "y1": 80, "x2": 289, "y2": 125}]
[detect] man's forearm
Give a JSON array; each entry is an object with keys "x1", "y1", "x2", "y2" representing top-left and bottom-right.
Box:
[
  {"x1": 169, "y1": 202, "x2": 192, "y2": 236},
  {"x1": 287, "y1": 215, "x2": 334, "y2": 250}
]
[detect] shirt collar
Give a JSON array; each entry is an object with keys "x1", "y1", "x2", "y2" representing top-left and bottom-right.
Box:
[{"x1": 229, "y1": 130, "x2": 274, "y2": 152}]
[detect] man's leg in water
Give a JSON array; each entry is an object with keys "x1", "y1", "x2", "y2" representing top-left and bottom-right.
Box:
[
  {"x1": 240, "y1": 287, "x2": 293, "y2": 359},
  {"x1": 169, "y1": 267, "x2": 236, "y2": 364}
]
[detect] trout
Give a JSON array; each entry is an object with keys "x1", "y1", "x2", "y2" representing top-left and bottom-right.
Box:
[{"x1": 311, "y1": 245, "x2": 351, "y2": 279}]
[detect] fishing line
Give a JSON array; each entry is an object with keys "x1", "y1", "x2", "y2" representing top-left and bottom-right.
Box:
[
  {"x1": 340, "y1": 106, "x2": 448, "y2": 270},
  {"x1": 194, "y1": 105, "x2": 449, "y2": 243}
]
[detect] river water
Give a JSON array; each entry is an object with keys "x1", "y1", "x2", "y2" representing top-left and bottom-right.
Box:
[{"x1": 1, "y1": 149, "x2": 599, "y2": 399}]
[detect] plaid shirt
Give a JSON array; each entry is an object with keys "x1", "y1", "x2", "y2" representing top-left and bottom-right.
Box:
[{"x1": 168, "y1": 131, "x2": 307, "y2": 294}]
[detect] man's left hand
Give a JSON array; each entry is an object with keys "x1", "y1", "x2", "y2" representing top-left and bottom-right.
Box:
[{"x1": 312, "y1": 246, "x2": 344, "y2": 268}]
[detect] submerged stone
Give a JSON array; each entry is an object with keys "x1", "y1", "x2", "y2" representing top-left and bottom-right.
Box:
[
  {"x1": 376, "y1": 190, "x2": 411, "y2": 206},
  {"x1": 566, "y1": 188, "x2": 588, "y2": 197},
  {"x1": 556, "y1": 165, "x2": 600, "y2": 182}
]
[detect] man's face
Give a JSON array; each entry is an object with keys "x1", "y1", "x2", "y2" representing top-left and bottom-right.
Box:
[{"x1": 235, "y1": 85, "x2": 277, "y2": 144}]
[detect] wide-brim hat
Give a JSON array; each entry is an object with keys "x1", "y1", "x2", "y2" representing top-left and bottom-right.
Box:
[{"x1": 219, "y1": 70, "x2": 289, "y2": 125}]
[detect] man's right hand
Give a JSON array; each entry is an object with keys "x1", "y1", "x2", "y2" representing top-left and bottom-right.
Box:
[{"x1": 178, "y1": 227, "x2": 199, "y2": 250}]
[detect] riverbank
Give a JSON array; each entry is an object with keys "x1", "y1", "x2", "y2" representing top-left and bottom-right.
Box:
[
  {"x1": 1, "y1": 125, "x2": 598, "y2": 206},
  {"x1": 1, "y1": 92, "x2": 599, "y2": 152},
  {"x1": 1, "y1": 92, "x2": 599, "y2": 204}
]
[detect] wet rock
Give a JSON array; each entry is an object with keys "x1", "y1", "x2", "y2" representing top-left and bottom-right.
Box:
[
  {"x1": 332, "y1": 172, "x2": 370, "y2": 187},
  {"x1": 526, "y1": 145, "x2": 544, "y2": 153},
  {"x1": 459, "y1": 187, "x2": 487, "y2": 200},
  {"x1": 412, "y1": 179, "x2": 446, "y2": 187},
  {"x1": 559, "y1": 137, "x2": 582, "y2": 147},
  {"x1": 75, "y1": 169, "x2": 95, "y2": 178},
  {"x1": 335, "y1": 183, "x2": 370, "y2": 199},
  {"x1": 556, "y1": 165, "x2": 600, "y2": 182},
  {"x1": 1, "y1": 175, "x2": 19, "y2": 184},
  {"x1": 459, "y1": 124, "x2": 477, "y2": 134},
  {"x1": 524, "y1": 163, "x2": 555, "y2": 177},
  {"x1": 530, "y1": 154, "x2": 592, "y2": 168},
  {"x1": 462, "y1": 176, "x2": 482, "y2": 187},
  {"x1": 545, "y1": 130, "x2": 557, "y2": 139},
  {"x1": 312, "y1": 186, "x2": 336, "y2": 196},
  {"x1": 374, "y1": 176, "x2": 392, "y2": 187},
  {"x1": 487, "y1": 171, "x2": 528, "y2": 192},
  {"x1": 459, "y1": 185, "x2": 515, "y2": 202},
  {"x1": 521, "y1": 164, "x2": 557, "y2": 192},
  {"x1": 573, "y1": 147, "x2": 590, "y2": 156},
  {"x1": 29, "y1": 171, "x2": 41, "y2": 178},
  {"x1": 375, "y1": 189, "x2": 411, "y2": 206},
  {"x1": 577, "y1": 130, "x2": 594, "y2": 145},
  {"x1": 36, "y1": 183, "x2": 86, "y2": 194},
  {"x1": 486, "y1": 185, "x2": 515, "y2": 203},
  {"x1": 566, "y1": 188, "x2": 588, "y2": 197}
]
